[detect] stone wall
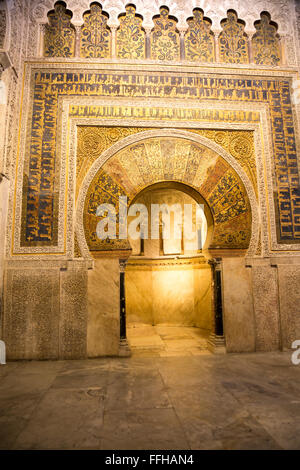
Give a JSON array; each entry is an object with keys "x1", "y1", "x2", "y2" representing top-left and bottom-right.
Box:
[
  {"x1": 2, "y1": 255, "x2": 300, "y2": 359},
  {"x1": 223, "y1": 257, "x2": 300, "y2": 353},
  {"x1": 222, "y1": 258, "x2": 256, "y2": 353},
  {"x1": 3, "y1": 260, "x2": 89, "y2": 360},
  {"x1": 87, "y1": 258, "x2": 120, "y2": 357},
  {"x1": 0, "y1": 0, "x2": 299, "y2": 360},
  {"x1": 126, "y1": 259, "x2": 212, "y2": 330}
]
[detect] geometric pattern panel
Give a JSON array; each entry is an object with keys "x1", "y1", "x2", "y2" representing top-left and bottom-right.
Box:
[
  {"x1": 80, "y1": 2, "x2": 111, "y2": 58},
  {"x1": 116, "y1": 4, "x2": 145, "y2": 59},
  {"x1": 219, "y1": 10, "x2": 249, "y2": 64},
  {"x1": 252, "y1": 12, "x2": 281, "y2": 66},
  {"x1": 184, "y1": 8, "x2": 215, "y2": 62},
  {"x1": 21, "y1": 70, "x2": 299, "y2": 246},
  {"x1": 44, "y1": 1, "x2": 75, "y2": 57},
  {"x1": 83, "y1": 137, "x2": 252, "y2": 251},
  {"x1": 151, "y1": 6, "x2": 180, "y2": 61}
]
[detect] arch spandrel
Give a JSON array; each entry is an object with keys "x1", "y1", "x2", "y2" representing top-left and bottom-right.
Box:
[{"x1": 81, "y1": 136, "x2": 253, "y2": 254}]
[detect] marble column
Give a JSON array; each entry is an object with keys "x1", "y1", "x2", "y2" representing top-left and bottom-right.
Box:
[
  {"x1": 208, "y1": 258, "x2": 226, "y2": 353},
  {"x1": 119, "y1": 259, "x2": 131, "y2": 357},
  {"x1": 145, "y1": 28, "x2": 152, "y2": 59},
  {"x1": 74, "y1": 26, "x2": 81, "y2": 58},
  {"x1": 179, "y1": 30, "x2": 185, "y2": 60},
  {"x1": 111, "y1": 26, "x2": 117, "y2": 59}
]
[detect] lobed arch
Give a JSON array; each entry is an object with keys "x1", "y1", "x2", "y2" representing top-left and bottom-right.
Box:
[
  {"x1": 38, "y1": 1, "x2": 283, "y2": 64},
  {"x1": 75, "y1": 129, "x2": 259, "y2": 260},
  {"x1": 30, "y1": 0, "x2": 289, "y2": 35}
]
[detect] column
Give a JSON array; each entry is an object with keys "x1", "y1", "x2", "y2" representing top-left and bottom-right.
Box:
[
  {"x1": 111, "y1": 26, "x2": 117, "y2": 59},
  {"x1": 119, "y1": 259, "x2": 131, "y2": 357},
  {"x1": 159, "y1": 218, "x2": 164, "y2": 256},
  {"x1": 145, "y1": 28, "x2": 152, "y2": 59},
  {"x1": 179, "y1": 30, "x2": 186, "y2": 61},
  {"x1": 208, "y1": 258, "x2": 226, "y2": 353},
  {"x1": 215, "y1": 31, "x2": 221, "y2": 63},
  {"x1": 74, "y1": 26, "x2": 81, "y2": 58},
  {"x1": 248, "y1": 31, "x2": 255, "y2": 64}
]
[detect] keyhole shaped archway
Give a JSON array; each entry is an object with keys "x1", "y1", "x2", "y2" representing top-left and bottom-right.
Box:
[
  {"x1": 76, "y1": 130, "x2": 258, "y2": 258},
  {"x1": 76, "y1": 129, "x2": 259, "y2": 356}
]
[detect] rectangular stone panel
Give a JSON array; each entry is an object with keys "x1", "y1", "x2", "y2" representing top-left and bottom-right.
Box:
[
  {"x1": 87, "y1": 258, "x2": 120, "y2": 357},
  {"x1": 222, "y1": 258, "x2": 255, "y2": 352},
  {"x1": 3, "y1": 267, "x2": 60, "y2": 360},
  {"x1": 251, "y1": 265, "x2": 280, "y2": 351},
  {"x1": 277, "y1": 265, "x2": 300, "y2": 349},
  {"x1": 59, "y1": 264, "x2": 88, "y2": 359}
]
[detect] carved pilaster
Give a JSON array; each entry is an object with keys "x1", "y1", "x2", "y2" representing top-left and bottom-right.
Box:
[
  {"x1": 215, "y1": 30, "x2": 221, "y2": 63},
  {"x1": 179, "y1": 29, "x2": 186, "y2": 60},
  {"x1": 38, "y1": 24, "x2": 45, "y2": 58},
  {"x1": 145, "y1": 27, "x2": 152, "y2": 59}
]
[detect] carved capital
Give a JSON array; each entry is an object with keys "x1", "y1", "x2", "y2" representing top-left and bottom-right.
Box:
[
  {"x1": 208, "y1": 257, "x2": 222, "y2": 270},
  {"x1": 119, "y1": 259, "x2": 128, "y2": 273},
  {"x1": 0, "y1": 173, "x2": 9, "y2": 184}
]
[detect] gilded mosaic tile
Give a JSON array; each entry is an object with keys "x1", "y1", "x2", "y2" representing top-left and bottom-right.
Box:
[
  {"x1": 252, "y1": 12, "x2": 281, "y2": 66},
  {"x1": 83, "y1": 137, "x2": 252, "y2": 251},
  {"x1": 80, "y1": 3, "x2": 111, "y2": 58},
  {"x1": 116, "y1": 4, "x2": 145, "y2": 60},
  {"x1": 219, "y1": 10, "x2": 249, "y2": 64},
  {"x1": 44, "y1": 3, "x2": 75, "y2": 58},
  {"x1": 151, "y1": 7, "x2": 180, "y2": 61}
]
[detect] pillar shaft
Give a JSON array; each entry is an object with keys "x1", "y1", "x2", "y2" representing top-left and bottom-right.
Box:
[
  {"x1": 119, "y1": 259, "x2": 131, "y2": 357},
  {"x1": 208, "y1": 258, "x2": 226, "y2": 353},
  {"x1": 119, "y1": 260, "x2": 126, "y2": 340},
  {"x1": 214, "y1": 266, "x2": 224, "y2": 336}
]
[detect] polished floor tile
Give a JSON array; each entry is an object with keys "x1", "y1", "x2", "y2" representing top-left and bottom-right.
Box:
[{"x1": 0, "y1": 351, "x2": 299, "y2": 449}]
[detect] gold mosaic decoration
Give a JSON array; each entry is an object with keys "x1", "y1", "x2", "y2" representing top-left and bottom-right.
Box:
[
  {"x1": 188, "y1": 130, "x2": 257, "y2": 195},
  {"x1": 218, "y1": 10, "x2": 249, "y2": 64},
  {"x1": 116, "y1": 4, "x2": 145, "y2": 59},
  {"x1": 44, "y1": 2, "x2": 75, "y2": 58},
  {"x1": 83, "y1": 137, "x2": 252, "y2": 251},
  {"x1": 76, "y1": 127, "x2": 256, "y2": 200},
  {"x1": 76, "y1": 126, "x2": 151, "y2": 200},
  {"x1": 184, "y1": 9, "x2": 215, "y2": 62},
  {"x1": 80, "y1": 3, "x2": 111, "y2": 58},
  {"x1": 151, "y1": 7, "x2": 180, "y2": 61},
  {"x1": 252, "y1": 12, "x2": 281, "y2": 66},
  {"x1": 22, "y1": 71, "x2": 299, "y2": 246}
]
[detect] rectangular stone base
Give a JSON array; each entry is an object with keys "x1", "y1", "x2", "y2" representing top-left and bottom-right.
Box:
[{"x1": 208, "y1": 334, "x2": 226, "y2": 354}]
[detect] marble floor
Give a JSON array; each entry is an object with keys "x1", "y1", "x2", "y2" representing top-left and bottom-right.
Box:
[
  {"x1": 0, "y1": 352, "x2": 300, "y2": 450},
  {"x1": 127, "y1": 324, "x2": 211, "y2": 357}
]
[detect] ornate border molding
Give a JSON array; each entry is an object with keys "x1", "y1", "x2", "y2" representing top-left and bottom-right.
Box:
[{"x1": 7, "y1": 61, "x2": 300, "y2": 260}]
